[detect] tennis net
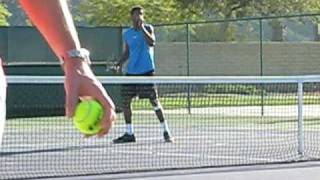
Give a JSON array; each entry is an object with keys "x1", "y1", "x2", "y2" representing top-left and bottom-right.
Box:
[{"x1": 1, "y1": 75, "x2": 320, "y2": 179}]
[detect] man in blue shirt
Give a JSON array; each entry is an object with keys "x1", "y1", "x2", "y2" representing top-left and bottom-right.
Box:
[{"x1": 113, "y1": 6, "x2": 173, "y2": 143}]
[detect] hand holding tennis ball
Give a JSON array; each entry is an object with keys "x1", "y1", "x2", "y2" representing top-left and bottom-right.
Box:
[
  {"x1": 18, "y1": 0, "x2": 116, "y2": 137},
  {"x1": 73, "y1": 99, "x2": 114, "y2": 136}
]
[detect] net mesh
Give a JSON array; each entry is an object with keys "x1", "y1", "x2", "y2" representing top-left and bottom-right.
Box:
[{"x1": 1, "y1": 76, "x2": 320, "y2": 179}]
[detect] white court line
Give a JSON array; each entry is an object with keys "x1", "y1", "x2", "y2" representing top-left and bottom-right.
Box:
[
  {"x1": 135, "y1": 105, "x2": 320, "y2": 117},
  {"x1": 2, "y1": 130, "x2": 297, "y2": 148},
  {"x1": 111, "y1": 149, "x2": 278, "y2": 162}
]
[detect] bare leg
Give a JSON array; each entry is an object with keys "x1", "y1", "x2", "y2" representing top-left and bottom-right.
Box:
[
  {"x1": 123, "y1": 97, "x2": 133, "y2": 125},
  {"x1": 112, "y1": 97, "x2": 136, "y2": 143},
  {"x1": 149, "y1": 98, "x2": 165, "y2": 123},
  {"x1": 149, "y1": 98, "x2": 174, "y2": 142}
]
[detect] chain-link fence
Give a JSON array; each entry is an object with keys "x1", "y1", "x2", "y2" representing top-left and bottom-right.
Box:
[{"x1": 154, "y1": 13, "x2": 320, "y2": 76}]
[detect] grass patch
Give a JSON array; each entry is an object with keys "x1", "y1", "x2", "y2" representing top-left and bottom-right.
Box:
[{"x1": 130, "y1": 95, "x2": 320, "y2": 110}]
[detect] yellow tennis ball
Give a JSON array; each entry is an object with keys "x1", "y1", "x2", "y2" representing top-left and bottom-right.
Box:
[{"x1": 73, "y1": 99, "x2": 104, "y2": 135}]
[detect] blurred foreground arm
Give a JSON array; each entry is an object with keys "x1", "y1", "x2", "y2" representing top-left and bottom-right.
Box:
[{"x1": 19, "y1": 0, "x2": 116, "y2": 137}]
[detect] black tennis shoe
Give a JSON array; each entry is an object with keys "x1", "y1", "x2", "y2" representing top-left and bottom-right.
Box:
[
  {"x1": 163, "y1": 131, "x2": 174, "y2": 143},
  {"x1": 113, "y1": 133, "x2": 136, "y2": 143}
]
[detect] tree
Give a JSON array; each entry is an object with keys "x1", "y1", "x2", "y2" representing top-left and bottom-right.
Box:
[
  {"x1": 77, "y1": 0, "x2": 203, "y2": 26},
  {"x1": 176, "y1": 0, "x2": 320, "y2": 41},
  {"x1": 77, "y1": 0, "x2": 320, "y2": 41},
  {"x1": 0, "y1": 0, "x2": 84, "y2": 26},
  {"x1": 176, "y1": 0, "x2": 320, "y2": 20},
  {"x1": 0, "y1": 2, "x2": 11, "y2": 26},
  {"x1": 254, "y1": 0, "x2": 320, "y2": 41}
]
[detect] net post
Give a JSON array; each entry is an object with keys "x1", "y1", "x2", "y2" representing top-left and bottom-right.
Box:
[{"x1": 297, "y1": 81, "x2": 304, "y2": 157}]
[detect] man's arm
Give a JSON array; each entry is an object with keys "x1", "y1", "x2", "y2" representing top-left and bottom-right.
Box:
[
  {"x1": 141, "y1": 25, "x2": 155, "y2": 46},
  {"x1": 19, "y1": 0, "x2": 116, "y2": 137},
  {"x1": 138, "y1": 22, "x2": 155, "y2": 46},
  {"x1": 19, "y1": 0, "x2": 80, "y2": 63},
  {"x1": 115, "y1": 43, "x2": 129, "y2": 72}
]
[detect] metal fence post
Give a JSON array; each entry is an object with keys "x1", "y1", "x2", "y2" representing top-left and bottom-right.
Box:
[
  {"x1": 298, "y1": 81, "x2": 305, "y2": 157},
  {"x1": 259, "y1": 19, "x2": 265, "y2": 116},
  {"x1": 186, "y1": 23, "x2": 191, "y2": 114}
]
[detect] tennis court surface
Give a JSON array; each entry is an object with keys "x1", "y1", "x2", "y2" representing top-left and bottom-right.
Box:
[
  {"x1": 42, "y1": 161, "x2": 320, "y2": 180},
  {"x1": 1, "y1": 75, "x2": 320, "y2": 179}
]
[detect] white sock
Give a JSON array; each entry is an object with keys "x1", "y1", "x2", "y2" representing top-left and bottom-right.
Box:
[
  {"x1": 160, "y1": 121, "x2": 170, "y2": 133},
  {"x1": 126, "y1": 124, "x2": 134, "y2": 135}
]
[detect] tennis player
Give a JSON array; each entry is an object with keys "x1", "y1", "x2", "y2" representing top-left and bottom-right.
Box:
[
  {"x1": 0, "y1": 58, "x2": 6, "y2": 145},
  {"x1": 113, "y1": 6, "x2": 173, "y2": 143},
  {"x1": 17, "y1": 0, "x2": 116, "y2": 137}
]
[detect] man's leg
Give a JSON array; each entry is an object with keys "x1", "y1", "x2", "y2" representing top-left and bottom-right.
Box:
[
  {"x1": 123, "y1": 97, "x2": 134, "y2": 135},
  {"x1": 113, "y1": 86, "x2": 136, "y2": 143},
  {"x1": 149, "y1": 98, "x2": 165, "y2": 122},
  {"x1": 148, "y1": 92, "x2": 174, "y2": 143}
]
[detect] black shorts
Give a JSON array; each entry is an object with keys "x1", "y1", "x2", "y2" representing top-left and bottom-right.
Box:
[{"x1": 121, "y1": 71, "x2": 158, "y2": 100}]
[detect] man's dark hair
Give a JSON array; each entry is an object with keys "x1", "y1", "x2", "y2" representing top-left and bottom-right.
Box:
[{"x1": 130, "y1": 6, "x2": 143, "y2": 15}]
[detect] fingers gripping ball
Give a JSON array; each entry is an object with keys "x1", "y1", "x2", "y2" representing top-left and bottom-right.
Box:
[{"x1": 73, "y1": 99, "x2": 104, "y2": 135}]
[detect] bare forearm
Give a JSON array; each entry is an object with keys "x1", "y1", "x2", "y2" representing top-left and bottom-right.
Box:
[
  {"x1": 142, "y1": 26, "x2": 155, "y2": 46},
  {"x1": 19, "y1": 0, "x2": 80, "y2": 62},
  {"x1": 118, "y1": 52, "x2": 128, "y2": 66}
]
